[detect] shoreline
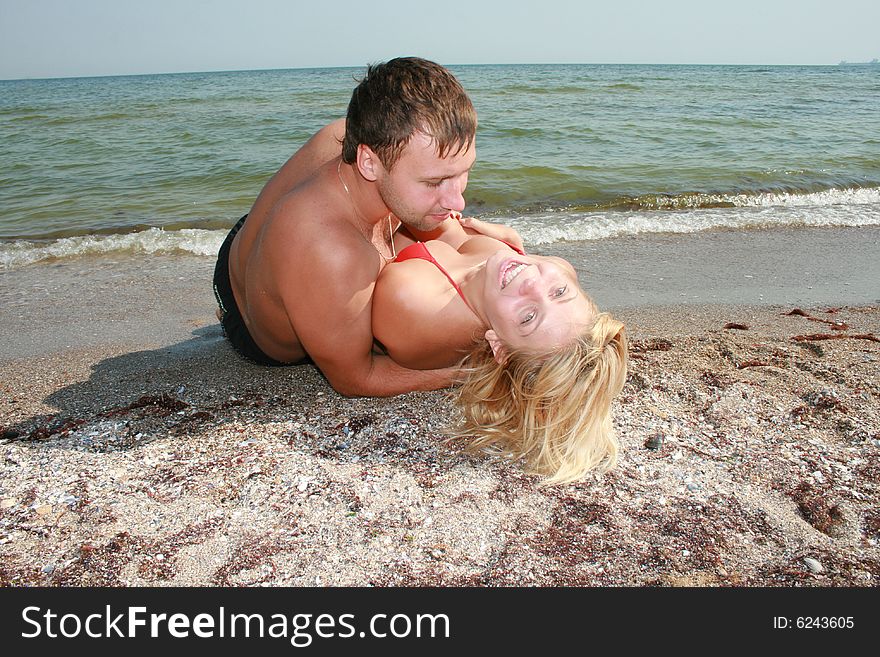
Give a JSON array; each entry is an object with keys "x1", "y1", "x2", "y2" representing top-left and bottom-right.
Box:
[
  {"x1": 1, "y1": 226, "x2": 879, "y2": 586},
  {"x1": 1, "y1": 224, "x2": 878, "y2": 362}
]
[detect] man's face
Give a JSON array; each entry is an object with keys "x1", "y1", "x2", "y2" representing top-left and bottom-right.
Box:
[{"x1": 375, "y1": 131, "x2": 476, "y2": 232}]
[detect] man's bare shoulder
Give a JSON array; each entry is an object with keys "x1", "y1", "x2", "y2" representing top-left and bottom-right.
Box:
[
  {"x1": 260, "y1": 194, "x2": 376, "y2": 277},
  {"x1": 260, "y1": 168, "x2": 343, "y2": 237}
]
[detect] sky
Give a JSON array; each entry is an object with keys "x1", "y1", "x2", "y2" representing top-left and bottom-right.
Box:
[{"x1": 1, "y1": 0, "x2": 878, "y2": 79}]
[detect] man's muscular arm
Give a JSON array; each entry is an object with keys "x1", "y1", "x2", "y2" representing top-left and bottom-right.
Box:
[{"x1": 276, "y1": 229, "x2": 456, "y2": 397}]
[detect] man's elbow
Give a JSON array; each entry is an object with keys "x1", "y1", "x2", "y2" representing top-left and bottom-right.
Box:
[
  {"x1": 322, "y1": 368, "x2": 383, "y2": 398},
  {"x1": 330, "y1": 380, "x2": 368, "y2": 398}
]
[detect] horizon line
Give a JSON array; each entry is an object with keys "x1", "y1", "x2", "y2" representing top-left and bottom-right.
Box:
[{"x1": 2, "y1": 60, "x2": 871, "y2": 83}]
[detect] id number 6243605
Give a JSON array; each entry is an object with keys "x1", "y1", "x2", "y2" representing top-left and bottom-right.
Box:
[{"x1": 773, "y1": 617, "x2": 854, "y2": 629}]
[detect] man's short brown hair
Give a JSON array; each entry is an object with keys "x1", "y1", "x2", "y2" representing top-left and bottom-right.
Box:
[{"x1": 342, "y1": 57, "x2": 477, "y2": 169}]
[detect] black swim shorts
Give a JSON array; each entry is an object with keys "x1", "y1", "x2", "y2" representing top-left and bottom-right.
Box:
[{"x1": 212, "y1": 214, "x2": 289, "y2": 366}]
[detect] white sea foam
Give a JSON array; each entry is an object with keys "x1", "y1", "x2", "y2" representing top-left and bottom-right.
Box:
[
  {"x1": 691, "y1": 186, "x2": 880, "y2": 209},
  {"x1": 0, "y1": 227, "x2": 225, "y2": 270},
  {"x1": 2, "y1": 193, "x2": 879, "y2": 269},
  {"x1": 510, "y1": 198, "x2": 880, "y2": 245}
]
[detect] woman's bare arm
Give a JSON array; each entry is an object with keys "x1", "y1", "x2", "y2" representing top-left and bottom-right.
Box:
[
  {"x1": 395, "y1": 212, "x2": 524, "y2": 252},
  {"x1": 456, "y1": 216, "x2": 524, "y2": 252}
]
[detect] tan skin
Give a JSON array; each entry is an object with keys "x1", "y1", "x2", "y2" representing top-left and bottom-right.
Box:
[
  {"x1": 374, "y1": 219, "x2": 594, "y2": 369},
  {"x1": 227, "y1": 119, "x2": 484, "y2": 397}
]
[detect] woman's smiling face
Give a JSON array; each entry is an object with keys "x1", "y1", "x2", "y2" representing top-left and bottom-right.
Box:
[{"x1": 479, "y1": 251, "x2": 595, "y2": 358}]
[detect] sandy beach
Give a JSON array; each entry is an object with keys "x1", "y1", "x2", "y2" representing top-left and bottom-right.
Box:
[{"x1": 1, "y1": 226, "x2": 879, "y2": 587}]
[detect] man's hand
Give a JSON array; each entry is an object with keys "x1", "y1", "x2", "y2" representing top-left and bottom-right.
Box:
[{"x1": 455, "y1": 214, "x2": 525, "y2": 253}]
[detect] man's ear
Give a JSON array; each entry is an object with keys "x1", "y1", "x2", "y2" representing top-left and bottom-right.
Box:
[
  {"x1": 356, "y1": 144, "x2": 382, "y2": 182},
  {"x1": 485, "y1": 329, "x2": 508, "y2": 364}
]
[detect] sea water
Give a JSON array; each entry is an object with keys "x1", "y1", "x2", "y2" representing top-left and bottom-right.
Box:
[{"x1": 1, "y1": 64, "x2": 878, "y2": 269}]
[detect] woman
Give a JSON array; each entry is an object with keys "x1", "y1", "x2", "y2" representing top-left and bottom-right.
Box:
[{"x1": 372, "y1": 214, "x2": 628, "y2": 485}]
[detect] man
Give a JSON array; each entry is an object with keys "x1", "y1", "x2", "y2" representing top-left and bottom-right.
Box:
[{"x1": 213, "y1": 57, "x2": 477, "y2": 396}]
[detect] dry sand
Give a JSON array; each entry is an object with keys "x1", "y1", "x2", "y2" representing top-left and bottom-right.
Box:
[{"x1": 1, "y1": 250, "x2": 879, "y2": 587}]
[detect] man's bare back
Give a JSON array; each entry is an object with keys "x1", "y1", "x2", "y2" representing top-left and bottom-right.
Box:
[
  {"x1": 213, "y1": 58, "x2": 478, "y2": 396},
  {"x1": 228, "y1": 119, "x2": 351, "y2": 363}
]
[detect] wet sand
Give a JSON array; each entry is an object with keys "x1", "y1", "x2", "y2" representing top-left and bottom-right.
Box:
[{"x1": 1, "y1": 226, "x2": 878, "y2": 586}]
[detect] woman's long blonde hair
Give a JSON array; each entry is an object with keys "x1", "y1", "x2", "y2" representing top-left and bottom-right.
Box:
[{"x1": 451, "y1": 306, "x2": 628, "y2": 486}]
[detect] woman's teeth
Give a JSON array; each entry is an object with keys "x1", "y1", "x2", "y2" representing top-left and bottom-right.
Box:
[{"x1": 501, "y1": 262, "x2": 528, "y2": 289}]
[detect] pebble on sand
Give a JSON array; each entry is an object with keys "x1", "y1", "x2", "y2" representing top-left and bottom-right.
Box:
[{"x1": 804, "y1": 557, "x2": 824, "y2": 574}]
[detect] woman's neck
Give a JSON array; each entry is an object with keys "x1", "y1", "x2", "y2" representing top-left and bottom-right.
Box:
[{"x1": 451, "y1": 253, "x2": 491, "y2": 329}]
